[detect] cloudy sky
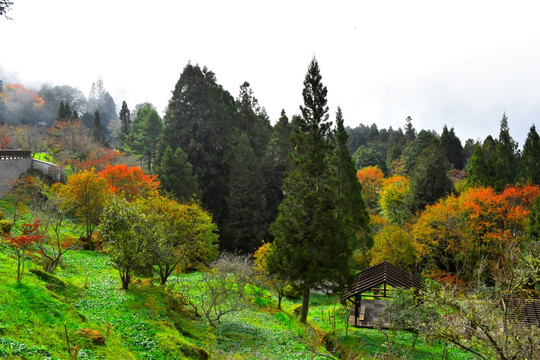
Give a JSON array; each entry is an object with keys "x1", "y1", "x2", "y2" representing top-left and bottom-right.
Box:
[{"x1": 1, "y1": 0, "x2": 539, "y2": 148}]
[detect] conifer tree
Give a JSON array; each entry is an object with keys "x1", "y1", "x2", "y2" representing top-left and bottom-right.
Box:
[
  {"x1": 262, "y1": 110, "x2": 292, "y2": 238},
  {"x1": 493, "y1": 113, "x2": 518, "y2": 190},
  {"x1": 408, "y1": 138, "x2": 452, "y2": 212},
  {"x1": 518, "y1": 124, "x2": 540, "y2": 184},
  {"x1": 440, "y1": 125, "x2": 465, "y2": 170},
  {"x1": 118, "y1": 100, "x2": 131, "y2": 149},
  {"x1": 222, "y1": 133, "x2": 267, "y2": 252},
  {"x1": 467, "y1": 143, "x2": 491, "y2": 186},
  {"x1": 92, "y1": 109, "x2": 108, "y2": 146},
  {"x1": 268, "y1": 58, "x2": 366, "y2": 323},
  {"x1": 162, "y1": 63, "x2": 237, "y2": 226},
  {"x1": 333, "y1": 107, "x2": 371, "y2": 257},
  {"x1": 156, "y1": 145, "x2": 200, "y2": 201}
]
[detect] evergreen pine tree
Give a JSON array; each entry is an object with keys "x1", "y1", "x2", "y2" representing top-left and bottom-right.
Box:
[
  {"x1": 333, "y1": 107, "x2": 371, "y2": 258},
  {"x1": 440, "y1": 125, "x2": 465, "y2": 170},
  {"x1": 131, "y1": 104, "x2": 163, "y2": 172},
  {"x1": 118, "y1": 100, "x2": 131, "y2": 149},
  {"x1": 222, "y1": 133, "x2": 267, "y2": 252},
  {"x1": 493, "y1": 113, "x2": 518, "y2": 190},
  {"x1": 518, "y1": 124, "x2": 540, "y2": 184},
  {"x1": 408, "y1": 138, "x2": 453, "y2": 212},
  {"x1": 467, "y1": 143, "x2": 492, "y2": 186},
  {"x1": 262, "y1": 110, "x2": 292, "y2": 239},
  {"x1": 156, "y1": 145, "x2": 200, "y2": 200},
  {"x1": 403, "y1": 116, "x2": 416, "y2": 144},
  {"x1": 162, "y1": 63, "x2": 237, "y2": 226},
  {"x1": 92, "y1": 109, "x2": 108, "y2": 146},
  {"x1": 268, "y1": 58, "x2": 363, "y2": 323}
]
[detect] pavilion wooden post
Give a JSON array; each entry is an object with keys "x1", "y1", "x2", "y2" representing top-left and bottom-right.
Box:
[{"x1": 354, "y1": 295, "x2": 359, "y2": 327}]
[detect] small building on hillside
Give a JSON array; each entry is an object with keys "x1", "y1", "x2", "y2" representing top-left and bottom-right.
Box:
[{"x1": 342, "y1": 261, "x2": 423, "y2": 328}]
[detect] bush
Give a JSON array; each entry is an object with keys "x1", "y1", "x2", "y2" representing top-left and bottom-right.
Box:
[
  {"x1": 0, "y1": 219, "x2": 12, "y2": 235},
  {"x1": 284, "y1": 283, "x2": 301, "y2": 299}
]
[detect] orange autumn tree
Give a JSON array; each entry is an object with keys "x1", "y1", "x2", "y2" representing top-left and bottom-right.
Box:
[
  {"x1": 356, "y1": 165, "x2": 385, "y2": 213},
  {"x1": 413, "y1": 184, "x2": 540, "y2": 282},
  {"x1": 56, "y1": 170, "x2": 110, "y2": 241},
  {"x1": 98, "y1": 164, "x2": 159, "y2": 201}
]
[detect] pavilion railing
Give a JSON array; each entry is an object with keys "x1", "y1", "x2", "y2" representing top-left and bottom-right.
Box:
[{"x1": 0, "y1": 150, "x2": 32, "y2": 160}]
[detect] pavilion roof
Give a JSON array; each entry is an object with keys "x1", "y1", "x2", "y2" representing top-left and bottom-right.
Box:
[{"x1": 342, "y1": 261, "x2": 423, "y2": 300}]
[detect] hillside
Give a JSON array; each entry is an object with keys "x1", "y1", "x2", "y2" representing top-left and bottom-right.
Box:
[{"x1": 0, "y1": 245, "x2": 475, "y2": 359}]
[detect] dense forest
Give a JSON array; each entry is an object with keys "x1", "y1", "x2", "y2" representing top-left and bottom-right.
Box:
[{"x1": 1, "y1": 56, "x2": 539, "y2": 359}]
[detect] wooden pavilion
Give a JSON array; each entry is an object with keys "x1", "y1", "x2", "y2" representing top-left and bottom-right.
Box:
[{"x1": 342, "y1": 261, "x2": 423, "y2": 328}]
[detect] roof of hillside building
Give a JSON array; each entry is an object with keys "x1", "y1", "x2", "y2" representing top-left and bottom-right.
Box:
[{"x1": 342, "y1": 261, "x2": 423, "y2": 300}]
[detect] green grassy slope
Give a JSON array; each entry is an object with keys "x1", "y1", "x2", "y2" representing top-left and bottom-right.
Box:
[{"x1": 0, "y1": 247, "x2": 478, "y2": 360}]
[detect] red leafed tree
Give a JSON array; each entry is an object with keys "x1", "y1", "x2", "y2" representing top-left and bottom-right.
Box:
[
  {"x1": 73, "y1": 148, "x2": 121, "y2": 172},
  {"x1": 356, "y1": 165, "x2": 385, "y2": 213},
  {"x1": 98, "y1": 164, "x2": 159, "y2": 201},
  {"x1": 5, "y1": 219, "x2": 42, "y2": 282}
]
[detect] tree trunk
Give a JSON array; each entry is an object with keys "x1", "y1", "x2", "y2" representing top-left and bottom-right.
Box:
[
  {"x1": 300, "y1": 286, "x2": 310, "y2": 323},
  {"x1": 120, "y1": 270, "x2": 131, "y2": 290}
]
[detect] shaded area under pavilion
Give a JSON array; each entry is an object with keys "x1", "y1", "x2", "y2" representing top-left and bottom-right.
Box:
[{"x1": 342, "y1": 261, "x2": 423, "y2": 328}]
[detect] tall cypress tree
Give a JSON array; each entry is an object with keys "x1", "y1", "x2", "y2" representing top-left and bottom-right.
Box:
[
  {"x1": 467, "y1": 143, "x2": 492, "y2": 186},
  {"x1": 408, "y1": 138, "x2": 453, "y2": 212},
  {"x1": 333, "y1": 107, "x2": 371, "y2": 263},
  {"x1": 156, "y1": 145, "x2": 200, "y2": 201},
  {"x1": 162, "y1": 63, "x2": 237, "y2": 227},
  {"x1": 92, "y1": 109, "x2": 108, "y2": 146},
  {"x1": 118, "y1": 100, "x2": 131, "y2": 149},
  {"x1": 440, "y1": 125, "x2": 465, "y2": 170},
  {"x1": 262, "y1": 110, "x2": 292, "y2": 239},
  {"x1": 493, "y1": 113, "x2": 518, "y2": 190},
  {"x1": 518, "y1": 124, "x2": 540, "y2": 184},
  {"x1": 222, "y1": 133, "x2": 267, "y2": 252},
  {"x1": 268, "y1": 58, "x2": 363, "y2": 323}
]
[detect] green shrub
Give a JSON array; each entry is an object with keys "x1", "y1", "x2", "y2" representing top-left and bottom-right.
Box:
[
  {"x1": 283, "y1": 283, "x2": 301, "y2": 299},
  {"x1": 0, "y1": 219, "x2": 12, "y2": 235}
]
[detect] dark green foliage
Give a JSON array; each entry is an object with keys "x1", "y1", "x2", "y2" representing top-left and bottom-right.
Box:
[
  {"x1": 0, "y1": 219, "x2": 11, "y2": 235},
  {"x1": 440, "y1": 125, "x2": 464, "y2": 170},
  {"x1": 269, "y1": 59, "x2": 368, "y2": 323},
  {"x1": 467, "y1": 143, "x2": 493, "y2": 186},
  {"x1": 402, "y1": 130, "x2": 436, "y2": 173},
  {"x1": 353, "y1": 145, "x2": 387, "y2": 172},
  {"x1": 518, "y1": 124, "x2": 540, "y2": 184},
  {"x1": 386, "y1": 128, "x2": 405, "y2": 168},
  {"x1": 333, "y1": 107, "x2": 371, "y2": 255},
  {"x1": 118, "y1": 100, "x2": 131, "y2": 150},
  {"x1": 56, "y1": 101, "x2": 72, "y2": 122},
  {"x1": 236, "y1": 81, "x2": 271, "y2": 158},
  {"x1": 92, "y1": 109, "x2": 108, "y2": 146},
  {"x1": 262, "y1": 110, "x2": 292, "y2": 238},
  {"x1": 463, "y1": 138, "x2": 477, "y2": 169},
  {"x1": 221, "y1": 133, "x2": 267, "y2": 252},
  {"x1": 527, "y1": 195, "x2": 540, "y2": 242},
  {"x1": 162, "y1": 63, "x2": 237, "y2": 227},
  {"x1": 156, "y1": 145, "x2": 200, "y2": 201},
  {"x1": 130, "y1": 104, "x2": 163, "y2": 172},
  {"x1": 493, "y1": 113, "x2": 518, "y2": 190},
  {"x1": 409, "y1": 138, "x2": 453, "y2": 212},
  {"x1": 403, "y1": 116, "x2": 416, "y2": 145}
]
